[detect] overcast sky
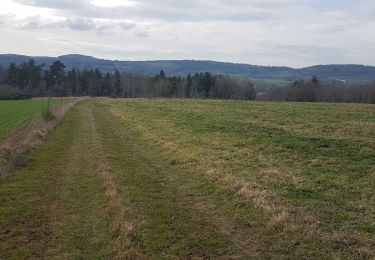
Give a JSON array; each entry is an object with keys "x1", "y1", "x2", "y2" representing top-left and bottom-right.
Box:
[{"x1": 0, "y1": 0, "x2": 374, "y2": 67}]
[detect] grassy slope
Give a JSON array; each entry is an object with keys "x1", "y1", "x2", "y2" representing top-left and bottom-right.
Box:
[
  {"x1": 105, "y1": 99, "x2": 375, "y2": 258},
  {"x1": 0, "y1": 99, "x2": 65, "y2": 137},
  {"x1": 0, "y1": 99, "x2": 374, "y2": 258}
]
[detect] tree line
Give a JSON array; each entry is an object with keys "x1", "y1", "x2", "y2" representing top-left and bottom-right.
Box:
[
  {"x1": 259, "y1": 76, "x2": 375, "y2": 104},
  {"x1": 0, "y1": 59, "x2": 256, "y2": 100},
  {"x1": 1, "y1": 59, "x2": 374, "y2": 103}
]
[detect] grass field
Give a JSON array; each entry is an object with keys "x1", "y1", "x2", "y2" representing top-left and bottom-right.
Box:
[
  {"x1": 0, "y1": 99, "x2": 67, "y2": 137},
  {"x1": 0, "y1": 99, "x2": 374, "y2": 258}
]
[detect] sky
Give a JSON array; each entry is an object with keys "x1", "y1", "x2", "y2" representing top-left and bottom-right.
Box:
[{"x1": 0, "y1": 0, "x2": 374, "y2": 67}]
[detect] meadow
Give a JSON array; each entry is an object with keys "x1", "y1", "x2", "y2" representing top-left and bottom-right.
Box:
[
  {"x1": 0, "y1": 98, "x2": 374, "y2": 258},
  {"x1": 0, "y1": 98, "x2": 66, "y2": 137}
]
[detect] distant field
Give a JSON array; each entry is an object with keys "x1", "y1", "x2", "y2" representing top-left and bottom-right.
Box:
[
  {"x1": 0, "y1": 99, "x2": 374, "y2": 258},
  {"x1": 0, "y1": 99, "x2": 65, "y2": 137}
]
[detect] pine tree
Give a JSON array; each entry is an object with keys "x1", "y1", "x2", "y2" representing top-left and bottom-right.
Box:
[
  {"x1": 114, "y1": 70, "x2": 122, "y2": 97},
  {"x1": 7, "y1": 62, "x2": 18, "y2": 87},
  {"x1": 49, "y1": 61, "x2": 66, "y2": 95},
  {"x1": 159, "y1": 70, "x2": 166, "y2": 79},
  {"x1": 184, "y1": 74, "x2": 193, "y2": 98}
]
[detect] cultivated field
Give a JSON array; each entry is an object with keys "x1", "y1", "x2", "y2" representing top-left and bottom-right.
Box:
[
  {"x1": 0, "y1": 99, "x2": 374, "y2": 258},
  {"x1": 0, "y1": 99, "x2": 66, "y2": 137}
]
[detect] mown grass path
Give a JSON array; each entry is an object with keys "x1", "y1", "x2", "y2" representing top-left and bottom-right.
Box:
[
  {"x1": 1, "y1": 99, "x2": 374, "y2": 259},
  {"x1": 0, "y1": 103, "x2": 116, "y2": 258},
  {"x1": 0, "y1": 100, "x2": 266, "y2": 259},
  {"x1": 92, "y1": 102, "x2": 265, "y2": 258}
]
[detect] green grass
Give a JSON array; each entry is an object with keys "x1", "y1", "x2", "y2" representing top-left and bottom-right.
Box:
[
  {"x1": 0, "y1": 98, "x2": 374, "y2": 258},
  {"x1": 0, "y1": 105, "x2": 115, "y2": 258},
  {"x1": 104, "y1": 99, "x2": 375, "y2": 258},
  {"x1": 0, "y1": 99, "x2": 68, "y2": 137}
]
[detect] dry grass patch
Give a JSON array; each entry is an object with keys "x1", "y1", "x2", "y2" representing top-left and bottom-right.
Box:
[{"x1": 267, "y1": 211, "x2": 290, "y2": 231}]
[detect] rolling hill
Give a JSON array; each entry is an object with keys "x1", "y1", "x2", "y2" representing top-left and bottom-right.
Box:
[{"x1": 1, "y1": 54, "x2": 375, "y2": 81}]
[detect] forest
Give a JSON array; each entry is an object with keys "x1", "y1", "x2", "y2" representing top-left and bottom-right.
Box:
[
  {"x1": 0, "y1": 59, "x2": 256, "y2": 100},
  {"x1": 260, "y1": 77, "x2": 375, "y2": 103},
  {"x1": 0, "y1": 59, "x2": 374, "y2": 103}
]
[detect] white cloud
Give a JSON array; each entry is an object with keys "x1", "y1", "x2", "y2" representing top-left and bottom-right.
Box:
[{"x1": 0, "y1": 0, "x2": 374, "y2": 67}]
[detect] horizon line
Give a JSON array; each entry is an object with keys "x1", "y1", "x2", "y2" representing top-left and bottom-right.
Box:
[{"x1": 0, "y1": 53, "x2": 373, "y2": 69}]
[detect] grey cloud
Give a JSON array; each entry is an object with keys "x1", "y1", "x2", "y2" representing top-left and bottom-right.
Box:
[
  {"x1": 5, "y1": 0, "x2": 375, "y2": 67},
  {"x1": 356, "y1": 0, "x2": 375, "y2": 20},
  {"x1": 18, "y1": 21, "x2": 41, "y2": 30},
  {"x1": 0, "y1": 15, "x2": 9, "y2": 26},
  {"x1": 95, "y1": 24, "x2": 117, "y2": 36},
  {"x1": 65, "y1": 18, "x2": 96, "y2": 31},
  {"x1": 12, "y1": 0, "x2": 372, "y2": 26},
  {"x1": 15, "y1": 0, "x2": 87, "y2": 10},
  {"x1": 119, "y1": 22, "x2": 136, "y2": 31},
  {"x1": 97, "y1": 24, "x2": 115, "y2": 31},
  {"x1": 17, "y1": 18, "x2": 64, "y2": 30},
  {"x1": 13, "y1": 0, "x2": 295, "y2": 22},
  {"x1": 16, "y1": 17, "x2": 99, "y2": 31},
  {"x1": 16, "y1": 16, "x2": 143, "y2": 36},
  {"x1": 134, "y1": 31, "x2": 149, "y2": 38}
]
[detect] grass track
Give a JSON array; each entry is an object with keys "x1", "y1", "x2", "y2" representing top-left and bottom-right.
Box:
[
  {"x1": 0, "y1": 104, "x2": 115, "y2": 258},
  {"x1": 0, "y1": 99, "x2": 374, "y2": 258}
]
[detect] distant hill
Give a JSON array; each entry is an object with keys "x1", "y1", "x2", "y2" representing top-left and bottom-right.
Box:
[{"x1": 1, "y1": 54, "x2": 375, "y2": 81}]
